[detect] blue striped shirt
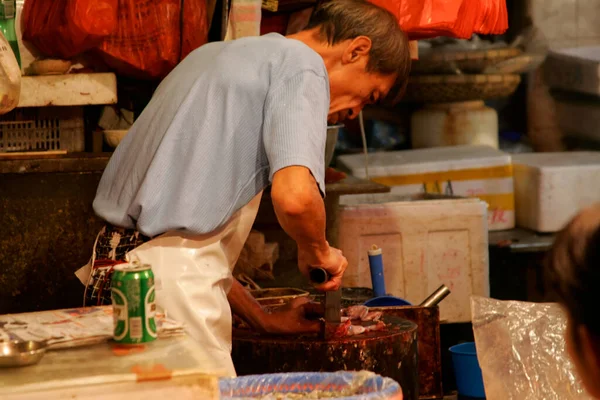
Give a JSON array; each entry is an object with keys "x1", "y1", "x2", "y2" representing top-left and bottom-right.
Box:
[{"x1": 93, "y1": 33, "x2": 329, "y2": 237}]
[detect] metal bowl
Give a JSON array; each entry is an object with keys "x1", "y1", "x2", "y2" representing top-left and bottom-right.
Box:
[
  {"x1": 0, "y1": 340, "x2": 47, "y2": 368},
  {"x1": 325, "y1": 124, "x2": 344, "y2": 166},
  {"x1": 250, "y1": 287, "x2": 310, "y2": 307}
]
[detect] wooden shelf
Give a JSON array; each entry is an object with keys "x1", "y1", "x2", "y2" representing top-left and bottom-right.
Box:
[{"x1": 17, "y1": 73, "x2": 118, "y2": 108}]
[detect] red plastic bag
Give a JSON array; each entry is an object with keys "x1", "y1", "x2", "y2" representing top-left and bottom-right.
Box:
[
  {"x1": 94, "y1": 0, "x2": 209, "y2": 80},
  {"x1": 22, "y1": 0, "x2": 117, "y2": 59},
  {"x1": 368, "y1": 0, "x2": 508, "y2": 40}
]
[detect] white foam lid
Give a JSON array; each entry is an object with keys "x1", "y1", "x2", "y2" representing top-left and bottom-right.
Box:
[{"x1": 337, "y1": 145, "x2": 512, "y2": 178}]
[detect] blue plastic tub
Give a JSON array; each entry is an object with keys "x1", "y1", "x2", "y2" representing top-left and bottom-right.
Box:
[
  {"x1": 449, "y1": 342, "x2": 486, "y2": 398},
  {"x1": 220, "y1": 371, "x2": 402, "y2": 399},
  {"x1": 363, "y1": 295, "x2": 412, "y2": 307}
]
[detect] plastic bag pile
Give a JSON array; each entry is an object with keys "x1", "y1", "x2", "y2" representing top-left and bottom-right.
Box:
[{"x1": 369, "y1": 0, "x2": 508, "y2": 40}]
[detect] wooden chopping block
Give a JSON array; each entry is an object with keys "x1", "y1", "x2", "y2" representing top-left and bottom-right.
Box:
[{"x1": 232, "y1": 316, "x2": 419, "y2": 400}]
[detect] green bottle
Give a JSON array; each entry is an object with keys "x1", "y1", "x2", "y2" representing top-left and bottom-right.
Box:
[{"x1": 0, "y1": 0, "x2": 20, "y2": 68}]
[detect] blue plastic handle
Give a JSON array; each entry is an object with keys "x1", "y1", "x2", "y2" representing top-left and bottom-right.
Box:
[{"x1": 368, "y1": 248, "x2": 386, "y2": 298}]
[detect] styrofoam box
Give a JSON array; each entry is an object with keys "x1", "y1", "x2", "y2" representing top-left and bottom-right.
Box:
[
  {"x1": 544, "y1": 46, "x2": 600, "y2": 96},
  {"x1": 337, "y1": 145, "x2": 515, "y2": 231},
  {"x1": 512, "y1": 152, "x2": 600, "y2": 232},
  {"x1": 338, "y1": 194, "x2": 490, "y2": 323}
]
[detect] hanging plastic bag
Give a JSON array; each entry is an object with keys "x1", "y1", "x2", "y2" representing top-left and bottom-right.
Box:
[
  {"x1": 94, "y1": 0, "x2": 209, "y2": 80},
  {"x1": 22, "y1": 0, "x2": 117, "y2": 59},
  {"x1": 0, "y1": 31, "x2": 21, "y2": 115},
  {"x1": 368, "y1": 0, "x2": 508, "y2": 40}
]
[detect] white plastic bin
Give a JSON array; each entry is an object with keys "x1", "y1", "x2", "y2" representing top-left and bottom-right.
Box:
[
  {"x1": 337, "y1": 145, "x2": 514, "y2": 231},
  {"x1": 512, "y1": 152, "x2": 600, "y2": 232},
  {"x1": 338, "y1": 193, "x2": 490, "y2": 323}
]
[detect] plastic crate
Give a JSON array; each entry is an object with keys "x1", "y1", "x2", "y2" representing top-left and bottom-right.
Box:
[{"x1": 0, "y1": 106, "x2": 84, "y2": 152}]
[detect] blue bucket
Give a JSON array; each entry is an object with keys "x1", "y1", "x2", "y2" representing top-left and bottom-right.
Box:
[{"x1": 449, "y1": 342, "x2": 485, "y2": 398}]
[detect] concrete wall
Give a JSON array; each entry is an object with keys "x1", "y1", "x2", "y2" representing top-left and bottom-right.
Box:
[
  {"x1": 531, "y1": 0, "x2": 600, "y2": 49},
  {"x1": 0, "y1": 171, "x2": 104, "y2": 314}
]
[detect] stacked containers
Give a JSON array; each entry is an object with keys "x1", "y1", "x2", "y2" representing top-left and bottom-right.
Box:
[{"x1": 337, "y1": 145, "x2": 515, "y2": 231}]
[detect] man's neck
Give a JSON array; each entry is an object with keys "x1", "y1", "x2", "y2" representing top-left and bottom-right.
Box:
[{"x1": 287, "y1": 28, "x2": 345, "y2": 72}]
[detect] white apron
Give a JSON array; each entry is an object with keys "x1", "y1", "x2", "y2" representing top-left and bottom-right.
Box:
[{"x1": 123, "y1": 192, "x2": 262, "y2": 377}]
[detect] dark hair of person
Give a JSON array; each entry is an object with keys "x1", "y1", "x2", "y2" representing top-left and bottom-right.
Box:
[
  {"x1": 545, "y1": 204, "x2": 600, "y2": 337},
  {"x1": 305, "y1": 0, "x2": 412, "y2": 104}
]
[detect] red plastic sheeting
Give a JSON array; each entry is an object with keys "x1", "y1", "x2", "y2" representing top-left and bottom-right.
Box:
[
  {"x1": 368, "y1": 0, "x2": 508, "y2": 40},
  {"x1": 22, "y1": 0, "x2": 118, "y2": 59}
]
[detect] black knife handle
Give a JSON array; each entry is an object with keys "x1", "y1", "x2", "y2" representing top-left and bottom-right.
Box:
[{"x1": 309, "y1": 267, "x2": 328, "y2": 284}]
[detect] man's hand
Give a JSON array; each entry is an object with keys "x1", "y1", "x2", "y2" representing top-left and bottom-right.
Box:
[
  {"x1": 260, "y1": 297, "x2": 321, "y2": 335},
  {"x1": 228, "y1": 279, "x2": 321, "y2": 335},
  {"x1": 298, "y1": 243, "x2": 348, "y2": 291}
]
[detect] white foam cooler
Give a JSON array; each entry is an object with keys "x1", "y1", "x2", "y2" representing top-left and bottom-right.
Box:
[
  {"x1": 337, "y1": 145, "x2": 515, "y2": 231},
  {"x1": 512, "y1": 152, "x2": 600, "y2": 232},
  {"x1": 338, "y1": 194, "x2": 490, "y2": 323}
]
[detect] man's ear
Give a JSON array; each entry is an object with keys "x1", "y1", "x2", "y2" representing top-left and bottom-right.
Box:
[
  {"x1": 342, "y1": 36, "x2": 372, "y2": 64},
  {"x1": 578, "y1": 324, "x2": 600, "y2": 373}
]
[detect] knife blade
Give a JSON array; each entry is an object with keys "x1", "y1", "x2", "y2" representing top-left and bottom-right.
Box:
[
  {"x1": 324, "y1": 288, "x2": 342, "y2": 322},
  {"x1": 309, "y1": 267, "x2": 342, "y2": 339}
]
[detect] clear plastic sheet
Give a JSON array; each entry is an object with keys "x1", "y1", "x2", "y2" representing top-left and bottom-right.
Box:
[
  {"x1": 219, "y1": 371, "x2": 402, "y2": 399},
  {"x1": 471, "y1": 296, "x2": 592, "y2": 400}
]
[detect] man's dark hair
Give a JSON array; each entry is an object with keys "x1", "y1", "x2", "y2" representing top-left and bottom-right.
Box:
[
  {"x1": 305, "y1": 0, "x2": 411, "y2": 104},
  {"x1": 545, "y1": 204, "x2": 600, "y2": 337}
]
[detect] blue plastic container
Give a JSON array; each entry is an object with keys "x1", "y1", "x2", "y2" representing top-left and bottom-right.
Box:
[
  {"x1": 364, "y1": 245, "x2": 412, "y2": 307},
  {"x1": 449, "y1": 342, "x2": 486, "y2": 398},
  {"x1": 363, "y1": 295, "x2": 411, "y2": 307},
  {"x1": 368, "y1": 247, "x2": 386, "y2": 297}
]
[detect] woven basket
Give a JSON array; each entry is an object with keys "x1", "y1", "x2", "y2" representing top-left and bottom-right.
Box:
[
  {"x1": 412, "y1": 47, "x2": 522, "y2": 75},
  {"x1": 402, "y1": 74, "x2": 521, "y2": 103}
]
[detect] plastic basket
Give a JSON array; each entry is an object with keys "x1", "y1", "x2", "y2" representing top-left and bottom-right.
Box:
[
  {"x1": 0, "y1": 106, "x2": 84, "y2": 152},
  {"x1": 220, "y1": 371, "x2": 402, "y2": 400}
]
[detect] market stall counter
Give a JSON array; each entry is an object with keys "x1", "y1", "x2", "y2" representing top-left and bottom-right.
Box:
[{"x1": 0, "y1": 306, "x2": 223, "y2": 399}]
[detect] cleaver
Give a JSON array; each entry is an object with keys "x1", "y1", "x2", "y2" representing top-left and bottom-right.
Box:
[{"x1": 309, "y1": 268, "x2": 342, "y2": 339}]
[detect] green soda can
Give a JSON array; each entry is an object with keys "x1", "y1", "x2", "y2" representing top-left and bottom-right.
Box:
[{"x1": 111, "y1": 263, "x2": 157, "y2": 344}]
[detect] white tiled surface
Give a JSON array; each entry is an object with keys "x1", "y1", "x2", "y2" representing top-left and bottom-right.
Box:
[
  {"x1": 532, "y1": 0, "x2": 577, "y2": 42},
  {"x1": 532, "y1": 0, "x2": 600, "y2": 49}
]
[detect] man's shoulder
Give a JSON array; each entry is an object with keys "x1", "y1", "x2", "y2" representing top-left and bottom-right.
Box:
[{"x1": 236, "y1": 33, "x2": 326, "y2": 76}]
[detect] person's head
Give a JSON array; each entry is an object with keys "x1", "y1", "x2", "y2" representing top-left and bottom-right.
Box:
[
  {"x1": 545, "y1": 203, "x2": 600, "y2": 398},
  {"x1": 288, "y1": 0, "x2": 411, "y2": 124}
]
